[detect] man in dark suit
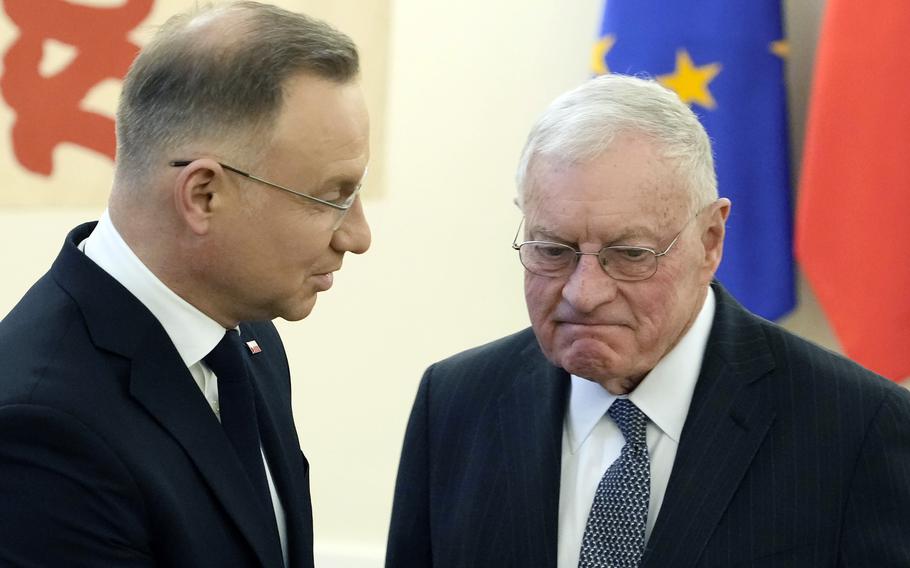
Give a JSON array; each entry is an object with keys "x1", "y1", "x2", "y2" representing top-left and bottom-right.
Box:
[
  {"x1": 386, "y1": 74, "x2": 910, "y2": 567},
  {"x1": 0, "y1": 2, "x2": 370, "y2": 566}
]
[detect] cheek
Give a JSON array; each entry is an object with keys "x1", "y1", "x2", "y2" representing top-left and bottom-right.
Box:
[
  {"x1": 524, "y1": 275, "x2": 562, "y2": 315},
  {"x1": 524, "y1": 275, "x2": 566, "y2": 352},
  {"x1": 281, "y1": 227, "x2": 328, "y2": 263},
  {"x1": 628, "y1": 282, "x2": 687, "y2": 345},
  {"x1": 629, "y1": 313, "x2": 665, "y2": 355}
]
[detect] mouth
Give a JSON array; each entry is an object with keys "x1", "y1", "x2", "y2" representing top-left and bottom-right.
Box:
[
  {"x1": 557, "y1": 320, "x2": 630, "y2": 330},
  {"x1": 556, "y1": 314, "x2": 625, "y2": 325},
  {"x1": 312, "y1": 272, "x2": 334, "y2": 292}
]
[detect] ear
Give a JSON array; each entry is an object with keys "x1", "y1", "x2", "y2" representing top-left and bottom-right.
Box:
[
  {"x1": 699, "y1": 197, "x2": 731, "y2": 278},
  {"x1": 172, "y1": 159, "x2": 224, "y2": 236}
]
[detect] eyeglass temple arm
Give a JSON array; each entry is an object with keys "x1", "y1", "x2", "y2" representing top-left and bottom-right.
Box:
[{"x1": 512, "y1": 217, "x2": 525, "y2": 249}]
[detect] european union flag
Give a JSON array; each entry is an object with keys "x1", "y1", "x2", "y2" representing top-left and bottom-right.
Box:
[{"x1": 593, "y1": 1, "x2": 794, "y2": 319}]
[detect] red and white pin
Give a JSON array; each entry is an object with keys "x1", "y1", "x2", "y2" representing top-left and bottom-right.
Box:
[{"x1": 245, "y1": 340, "x2": 262, "y2": 354}]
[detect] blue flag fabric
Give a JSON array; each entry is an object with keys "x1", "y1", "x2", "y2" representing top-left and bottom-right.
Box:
[{"x1": 594, "y1": 1, "x2": 794, "y2": 320}]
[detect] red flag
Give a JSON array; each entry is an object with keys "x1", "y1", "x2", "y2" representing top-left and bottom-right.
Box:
[{"x1": 795, "y1": 0, "x2": 910, "y2": 381}]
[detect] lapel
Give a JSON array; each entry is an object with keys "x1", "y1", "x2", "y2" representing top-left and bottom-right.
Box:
[
  {"x1": 241, "y1": 324, "x2": 314, "y2": 568},
  {"x1": 642, "y1": 284, "x2": 777, "y2": 568},
  {"x1": 496, "y1": 335, "x2": 568, "y2": 566},
  {"x1": 52, "y1": 223, "x2": 285, "y2": 568}
]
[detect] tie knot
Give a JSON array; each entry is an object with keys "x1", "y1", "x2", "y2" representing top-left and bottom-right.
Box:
[
  {"x1": 608, "y1": 398, "x2": 648, "y2": 446},
  {"x1": 204, "y1": 330, "x2": 248, "y2": 384}
]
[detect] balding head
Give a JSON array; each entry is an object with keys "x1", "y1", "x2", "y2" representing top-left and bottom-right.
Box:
[{"x1": 114, "y1": 1, "x2": 359, "y2": 188}]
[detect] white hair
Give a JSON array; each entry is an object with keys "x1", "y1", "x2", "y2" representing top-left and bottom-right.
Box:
[{"x1": 515, "y1": 74, "x2": 717, "y2": 212}]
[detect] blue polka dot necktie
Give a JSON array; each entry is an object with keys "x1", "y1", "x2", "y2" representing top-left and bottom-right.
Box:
[{"x1": 578, "y1": 398, "x2": 651, "y2": 568}]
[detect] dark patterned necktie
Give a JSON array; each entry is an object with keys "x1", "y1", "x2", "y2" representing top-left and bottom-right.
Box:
[
  {"x1": 578, "y1": 398, "x2": 651, "y2": 568},
  {"x1": 204, "y1": 330, "x2": 275, "y2": 514}
]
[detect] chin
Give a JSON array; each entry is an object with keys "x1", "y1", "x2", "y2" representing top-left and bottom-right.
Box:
[
  {"x1": 562, "y1": 358, "x2": 615, "y2": 382},
  {"x1": 553, "y1": 339, "x2": 633, "y2": 382},
  {"x1": 276, "y1": 295, "x2": 317, "y2": 322},
  {"x1": 559, "y1": 335, "x2": 616, "y2": 365},
  {"x1": 556, "y1": 348, "x2": 611, "y2": 378},
  {"x1": 561, "y1": 356, "x2": 642, "y2": 393}
]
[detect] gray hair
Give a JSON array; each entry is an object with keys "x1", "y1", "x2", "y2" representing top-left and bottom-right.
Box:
[
  {"x1": 115, "y1": 1, "x2": 359, "y2": 183},
  {"x1": 515, "y1": 74, "x2": 716, "y2": 212}
]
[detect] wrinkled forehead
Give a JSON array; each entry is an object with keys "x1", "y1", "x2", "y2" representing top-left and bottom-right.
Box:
[{"x1": 521, "y1": 145, "x2": 692, "y2": 230}]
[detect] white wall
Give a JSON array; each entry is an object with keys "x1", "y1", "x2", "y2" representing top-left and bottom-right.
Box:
[
  {"x1": 295, "y1": 0, "x2": 607, "y2": 560},
  {"x1": 0, "y1": 1, "x2": 829, "y2": 565}
]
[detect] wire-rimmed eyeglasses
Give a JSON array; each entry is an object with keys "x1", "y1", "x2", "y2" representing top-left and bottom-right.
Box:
[
  {"x1": 511, "y1": 211, "x2": 702, "y2": 281},
  {"x1": 169, "y1": 159, "x2": 365, "y2": 229}
]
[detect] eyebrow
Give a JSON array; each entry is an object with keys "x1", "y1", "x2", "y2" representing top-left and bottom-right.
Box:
[
  {"x1": 528, "y1": 227, "x2": 571, "y2": 243},
  {"x1": 324, "y1": 174, "x2": 364, "y2": 187},
  {"x1": 303, "y1": 173, "x2": 365, "y2": 203},
  {"x1": 528, "y1": 225, "x2": 661, "y2": 247},
  {"x1": 320, "y1": 168, "x2": 369, "y2": 190}
]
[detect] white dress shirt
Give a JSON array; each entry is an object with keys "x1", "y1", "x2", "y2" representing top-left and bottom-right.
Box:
[
  {"x1": 556, "y1": 288, "x2": 716, "y2": 568},
  {"x1": 81, "y1": 211, "x2": 288, "y2": 566}
]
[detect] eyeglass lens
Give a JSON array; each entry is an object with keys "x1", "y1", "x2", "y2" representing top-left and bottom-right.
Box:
[{"x1": 518, "y1": 243, "x2": 658, "y2": 281}]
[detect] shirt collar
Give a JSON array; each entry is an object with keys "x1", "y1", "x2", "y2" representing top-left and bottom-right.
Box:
[
  {"x1": 81, "y1": 210, "x2": 227, "y2": 367},
  {"x1": 565, "y1": 287, "x2": 716, "y2": 453}
]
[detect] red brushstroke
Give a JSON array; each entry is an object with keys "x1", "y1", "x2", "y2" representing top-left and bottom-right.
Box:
[{"x1": 1, "y1": 0, "x2": 153, "y2": 175}]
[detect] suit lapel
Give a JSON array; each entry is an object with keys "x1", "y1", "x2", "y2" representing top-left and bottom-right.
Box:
[
  {"x1": 241, "y1": 325, "x2": 314, "y2": 568},
  {"x1": 53, "y1": 224, "x2": 284, "y2": 568},
  {"x1": 129, "y1": 339, "x2": 285, "y2": 568},
  {"x1": 497, "y1": 338, "x2": 568, "y2": 566},
  {"x1": 643, "y1": 284, "x2": 776, "y2": 567}
]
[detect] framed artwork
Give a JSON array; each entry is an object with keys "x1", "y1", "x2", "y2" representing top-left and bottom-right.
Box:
[{"x1": 0, "y1": 0, "x2": 388, "y2": 207}]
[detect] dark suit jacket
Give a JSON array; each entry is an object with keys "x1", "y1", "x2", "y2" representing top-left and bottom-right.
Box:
[
  {"x1": 386, "y1": 283, "x2": 910, "y2": 567},
  {"x1": 0, "y1": 223, "x2": 314, "y2": 567}
]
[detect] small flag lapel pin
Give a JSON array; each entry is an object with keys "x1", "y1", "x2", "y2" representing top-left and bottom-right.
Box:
[{"x1": 246, "y1": 340, "x2": 262, "y2": 354}]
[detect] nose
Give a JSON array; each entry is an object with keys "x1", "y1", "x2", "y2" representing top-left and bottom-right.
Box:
[
  {"x1": 561, "y1": 253, "x2": 618, "y2": 313},
  {"x1": 331, "y1": 196, "x2": 371, "y2": 254}
]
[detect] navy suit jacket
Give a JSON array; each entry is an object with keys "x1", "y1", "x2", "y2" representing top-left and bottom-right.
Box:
[
  {"x1": 386, "y1": 283, "x2": 910, "y2": 567},
  {"x1": 0, "y1": 223, "x2": 314, "y2": 567}
]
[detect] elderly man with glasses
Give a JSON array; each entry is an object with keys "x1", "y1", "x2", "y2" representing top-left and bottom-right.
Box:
[
  {"x1": 0, "y1": 2, "x2": 369, "y2": 567},
  {"x1": 386, "y1": 74, "x2": 910, "y2": 568}
]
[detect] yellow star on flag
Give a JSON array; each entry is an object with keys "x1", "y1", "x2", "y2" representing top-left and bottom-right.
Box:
[
  {"x1": 591, "y1": 35, "x2": 615, "y2": 76},
  {"x1": 770, "y1": 39, "x2": 789, "y2": 59},
  {"x1": 657, "y1": 49, "x2": 722, "y2": 110}
]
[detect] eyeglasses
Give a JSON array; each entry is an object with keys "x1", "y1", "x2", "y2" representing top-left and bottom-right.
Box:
[
  {"x1": 169, "y1": 159, "x2": 365, "y2": 229},
  {"x1": 511, "y1": 212, "x2": 701, "y2": 281}
]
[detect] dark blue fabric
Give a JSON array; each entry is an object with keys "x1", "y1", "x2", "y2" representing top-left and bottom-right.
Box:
[
  {"x1": 205, "y1": 330, "x2": 277, "y2": 526},
  {"x1": 0, "y1": 223, "x2": 313, "y2": 568},
  {"x1": 385, "y1": 284, "x2": 910, "y2": 567}
]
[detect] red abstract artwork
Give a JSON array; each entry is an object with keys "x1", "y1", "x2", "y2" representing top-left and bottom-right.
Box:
[{"x1": 1, "y1": 0, "x2": 153, "y2": 175}]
